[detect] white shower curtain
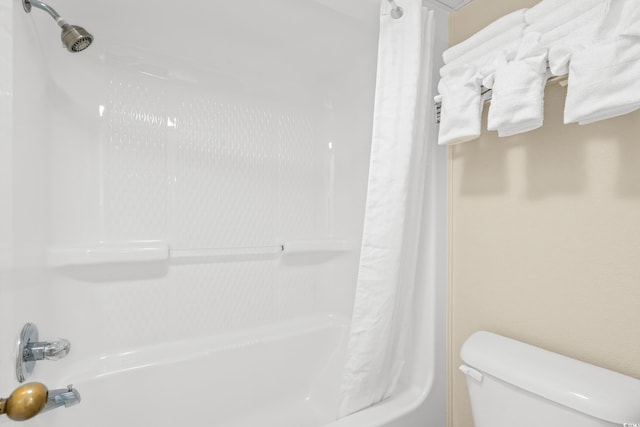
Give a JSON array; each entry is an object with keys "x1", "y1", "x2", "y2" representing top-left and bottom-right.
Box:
[{"x1": 338, "y1": 0, "x2": 435, "y2": 418}]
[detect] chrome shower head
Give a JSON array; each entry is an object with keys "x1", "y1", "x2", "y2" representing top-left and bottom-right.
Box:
[
  {"x1": 22, "y1": 0, "x2": 94, "y2": 53},
  {"x1": 60, "y1": 23, "x2": 93, "y2": 52}
]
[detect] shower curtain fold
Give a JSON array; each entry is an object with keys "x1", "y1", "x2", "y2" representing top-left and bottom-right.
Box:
[{"x1": 337, "y1": 0, "x2": 435, "y2": 418}]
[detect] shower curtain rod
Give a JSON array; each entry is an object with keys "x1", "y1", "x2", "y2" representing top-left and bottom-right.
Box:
[{"x1": 387, "y1": 0, "x2": 404, "y2": 19}]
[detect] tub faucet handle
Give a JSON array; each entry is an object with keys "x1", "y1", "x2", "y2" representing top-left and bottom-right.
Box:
[
  {"x1": 24, "y1": 338, "x2": 71, "y2": 361},
  {"x1": 16, "y1": 323, "x2": 72, "y2": 382}
]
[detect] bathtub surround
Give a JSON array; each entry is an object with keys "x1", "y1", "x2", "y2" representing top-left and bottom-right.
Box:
[
  {"x1": 338, "y1": 0, "x2": 435, "y2": 417},
  {"x1": 448, "y1": 0, "x2": 640, "y2": 426},
  {"x1": 0, "y1": 0, "x2": 14, "y2": 399},
  {"x1": 0, "y1": 1, "x2": 12, "y2": 272},
  {"x1": 1, "y1": 0, "x2": 450, "y2": 426}
]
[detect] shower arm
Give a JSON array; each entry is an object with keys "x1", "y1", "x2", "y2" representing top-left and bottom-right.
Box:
[
  {"x1": 21, "y1": 0, "x2": 94, "y2": 52},
  {"x1": 23, "y1": 0, "x2": 68, "y2": 27}
]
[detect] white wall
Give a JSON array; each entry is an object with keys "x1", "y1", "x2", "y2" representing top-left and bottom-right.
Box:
[{"x1": 448, "y1": 1, "x2": 640, "y2": 426}]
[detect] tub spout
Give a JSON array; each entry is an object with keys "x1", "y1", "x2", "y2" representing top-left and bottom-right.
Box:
[{"x1": 43, "y1": 385, "x2": 81, "y2": 412}]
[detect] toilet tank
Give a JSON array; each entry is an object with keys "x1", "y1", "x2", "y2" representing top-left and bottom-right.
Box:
[{"x1": 460, "y1": 331, "x2": 640, "y2": 427}]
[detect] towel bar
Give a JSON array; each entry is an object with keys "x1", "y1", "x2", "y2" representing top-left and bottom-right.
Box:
[{"x1": 434, "y1": 72, "x2": 568, "y2": 124}]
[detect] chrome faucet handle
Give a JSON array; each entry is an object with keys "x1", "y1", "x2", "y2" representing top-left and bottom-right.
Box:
[
  {"x1": 16, "y1": 323, "x2": 72, "y2": 382},
  {"x1": 24, "y1": 338, "x2": 71, "y2": 361},
  {"x1": 45, "y1": 339, "x2": 71, "y2": 360}
]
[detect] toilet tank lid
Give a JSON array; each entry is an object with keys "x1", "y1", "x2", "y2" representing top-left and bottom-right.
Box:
[{"x1": 460, "y1": 331, "x2": 640, "y2": 424}]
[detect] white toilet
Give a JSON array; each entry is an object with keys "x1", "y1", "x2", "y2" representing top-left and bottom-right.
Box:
[{"x1": 460, "y1": 331, "x2": 640, "y2": 427}]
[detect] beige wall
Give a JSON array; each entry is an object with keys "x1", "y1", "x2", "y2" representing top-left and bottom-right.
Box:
[{"x1": 448, "y1": 2, "x2": 640, "y2": 427}]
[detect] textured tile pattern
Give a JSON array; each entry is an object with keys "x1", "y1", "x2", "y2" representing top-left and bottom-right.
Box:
[
  {"x1": 171, "y1": 96, "x2": 279, "y2": 248},
  {"x1": 103, "y1": 79, "x2": 168, "y2": 241},
  {"x1": 95, "y1": 74, "x2": 329, "y2": 347}
]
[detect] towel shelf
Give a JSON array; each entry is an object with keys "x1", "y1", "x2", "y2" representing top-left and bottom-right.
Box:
[
  {"x1": 47, "y1": 241, "x2": 170, "y2": 268},
  {"x1": 434, "y1": 72, "x2": 568, "y2": 124}
]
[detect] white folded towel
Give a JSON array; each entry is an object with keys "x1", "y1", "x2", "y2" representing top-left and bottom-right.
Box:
[
  {"x1": 525, "y1": 0, "x2": 605, "y2": 34},
  {"x1": 624, "y1": 1, "x2": 640, "y2": 36},
  {"x1": 538, "y1": 4, "x2": 605, "y2": 47},
  {"x1": 487, "y1": 33, "x2": 548, "y2": 137},
  {"x1": 599, "y1": 0, "x2": 640, "y2": 38},
  {"x1": 524, "y1": 0, "x2": 565, "y2": 23},
  {"x1": 480, "y1": 38, "x2": 525, "y2": 89},
  {"x1": 437, "y1": 65, "x2": 483, "y2": 145},
  {"x1": 564, "y1": 36, "x2": 640, "y2": 125},
  {"x1": 440, "y1": 24, "x2": 524, "y2": 77},
  {"x1": 524, "y1": 0, "x2": 602, "y2": 25},
  {"x1": 541, "y1": 5, "x2": 607, "y2": 75},
  {"x1": 443, "y1": 9, "x2": 526, "y2": 64}
]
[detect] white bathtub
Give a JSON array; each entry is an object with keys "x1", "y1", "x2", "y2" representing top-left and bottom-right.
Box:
[
  {"x1": 36, "y1": 312, "x2": 440, "y2": 427},
  {"x1": 2, "y1": 0, "x2": 447, "y2": 426},
  {"x1": 40, "y1": 315, "x2": 349, "y2": 427}
]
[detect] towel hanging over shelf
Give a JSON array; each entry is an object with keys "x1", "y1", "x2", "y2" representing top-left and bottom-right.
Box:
[
  {"x1": 433, "y1": 0, "x2": 640, "y2": 139},
  {"x1": 433, "y1": 72, "x2": 568, "y2": 126}
]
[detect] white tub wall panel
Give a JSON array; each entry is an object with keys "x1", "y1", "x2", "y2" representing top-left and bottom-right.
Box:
[
  {"x1": 276, "y1": 104, "x2": 327, "y2": 240},
  {"x1": 10, "y1": 9, "x2": 52, "y2": 302},
  {"x1": 11, "y1": 5, "x2": 50, "y2": 270},
  {"x1": 101, "y1": 72, "x2": 168, "y2": 242},
  {"x1": 46, "y1": 265, "x2": 281, "y2": 361},
  {"x1": 21, "y1": 4, "x2": 111, "y2": 246},
  {"x1": 0, "y1": 0, "x2": 12, "y2": 271},
  {"x1": 171, "y1": 91, "x2": 279, "y2": 248},
  {"x1": 316, "y1": 62, "x2": 377, "y2": 316},
  {"x1": 0, "y1": 6, "x2": 57, "y2": 399},
  {"x1": 170, "y1": 90, "x2": 311, "y2": 249},
  {"x1": 48, "y1": 56, "x2": 106, "y2": 245},
  {"x1": 163, "y1": 263, "x2": 278, "y2": 339},
  {"x1": 311, "y1": 0, "x2": 381, "y2": 24},
  {"x1": 275, "y1": 103, "x2": 330, "y2": 319},
  {"x1": 45, "y1": 0, "x2": 379, "y2": 105},
  {"x1": 94, "y1": 64, "x2": 329, "y2": 249},
  {"x1": 0, "y1": 0, "x2": 13, "y2": 394},
  {"x1": 3, "y1": 4, "x2": 449, "y2": 427},
  {"x1": 277, "y1": 260, "x2": 324, "y2": 319},
  {"x1": 40, "y1": 66, "x2": 362, "y2": 361}
]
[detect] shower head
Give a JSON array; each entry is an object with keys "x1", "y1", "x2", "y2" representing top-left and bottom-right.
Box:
[
  {"x1": 60, "y1": 23, "x2": 93, "y2": 52},
  {"x1": 22, "y1": 0, "x2": 94, "y2": 53}
]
